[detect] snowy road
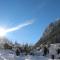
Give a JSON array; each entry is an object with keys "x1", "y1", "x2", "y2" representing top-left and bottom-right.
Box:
[
  {"x1": 0, "y1": 50, "x2": 57, "y2": 60},
  {"x1": 0, "y1": 50, "x2": 47, "y2": 60},
  {"x1": 0, "y1": 53, "x2": 49, "y2": 60},
  {"x1": 0, "y1": 54, "x2": 58, "y2": 60},
  {"x1": 0, "y1": 51, "x2": 48, "y2": 60},
  {"x1": 15, "y1": 55, "x2": 48, "y2": 60}
]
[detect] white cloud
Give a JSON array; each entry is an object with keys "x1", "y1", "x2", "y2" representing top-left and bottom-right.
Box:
[{"x1": 6, "y1": 20, "x2": 33, "y2": 33}]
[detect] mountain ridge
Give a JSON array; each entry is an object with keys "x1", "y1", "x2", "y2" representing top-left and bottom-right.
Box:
[{"x1": 35, "y1": 19, "x2": 60, "y2": 47}]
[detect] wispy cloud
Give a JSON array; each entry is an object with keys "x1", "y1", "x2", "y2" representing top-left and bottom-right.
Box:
[{"x1": 6, "y1": 20, "x2": 33, "y2": 33}]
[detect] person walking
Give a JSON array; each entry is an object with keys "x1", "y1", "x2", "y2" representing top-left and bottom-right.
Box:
[
  {"x1": 43, "y1": 46, "x2": 49, "y2": 56},
  {"x1": 16, "y1": 48, "x2": 20, "y2": 56}
]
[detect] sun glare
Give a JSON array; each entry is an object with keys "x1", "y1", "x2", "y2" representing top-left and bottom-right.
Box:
[{"x1": 0, "y1": 28, "x2": 6, "y2": 37}]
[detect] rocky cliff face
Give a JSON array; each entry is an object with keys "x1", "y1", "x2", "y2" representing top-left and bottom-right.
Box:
[{"x1": 35, "y1": 19, "x2": 60, "y2": 47}]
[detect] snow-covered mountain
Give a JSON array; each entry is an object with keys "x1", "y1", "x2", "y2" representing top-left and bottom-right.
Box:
[{"x1": 35, "y1": 19, "x2": 60, "y2": 47}]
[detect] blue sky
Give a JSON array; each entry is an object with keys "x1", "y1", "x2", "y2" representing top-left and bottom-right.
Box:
[{"x1": 0, "y1": 0, "x2": 60, "y2": 45}]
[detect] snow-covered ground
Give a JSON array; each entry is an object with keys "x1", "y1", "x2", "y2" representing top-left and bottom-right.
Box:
[
  {"x1": 0, "y1": 49, "x2": 59, "y2": 60},
  {"x1": 0, "y1": 49, "x2": 49, "y2": 60}
]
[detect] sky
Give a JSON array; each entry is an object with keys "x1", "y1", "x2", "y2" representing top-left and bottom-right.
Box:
[{"x1": 0, "y1": 0, "x2": 60, "y2": 45}]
